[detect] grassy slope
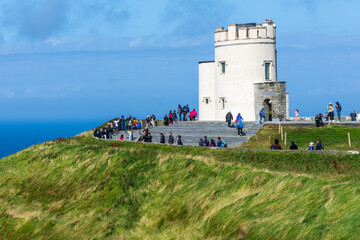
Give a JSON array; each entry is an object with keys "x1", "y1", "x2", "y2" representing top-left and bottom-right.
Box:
[
  {"x1": 242, "y1": 125, "x2": 360, "y2": 151},
  {"x1": 1, "y1": 131, "x2": 360, "y2": 239}
]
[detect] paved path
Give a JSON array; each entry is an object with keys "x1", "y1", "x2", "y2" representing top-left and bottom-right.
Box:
[{"x1": 111, "y1": 121, "x2": 262, "y2": 148}]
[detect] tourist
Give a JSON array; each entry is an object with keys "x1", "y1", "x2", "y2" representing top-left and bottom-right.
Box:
[
  {"x1": 289, "y1": 141, "x2": 298, "y2": 150},
  {"x1": 114, "y1": 119, "x2": 119, "y2": 133},
  {"x1": 120, "y1": 134, "x2": 124, "y2": 141},
  {"x1": 164, "y1": 114, "x2": 169, "y2": 126},
  {"x1": 307, "y1": 142, "x2": 314, "y2": 151},
  {"x1": 128, "y1": 129, "x2": 134, "y2": 141},
  {"x1": 177, "y1": 135, "x2": 183, "y2": 145},
  {"x1": 295, "y1": 109, "x2": 299, "y2": 121},
  {"x1": 315, "y1": 113, "x2": 324, "y2": 128},
  {"x1": 160, "y1": 133, "x2": 165, "y2": 144},
  {"x1": 225, "y1": 111, "x2": 233, "y2": 128},
  {"x1": 169, "y1": 111, "x2": 173, "y2": 125},
  {"x1": 236, "y1": 113, "x2": 244, "y2": 136},
  {"x1": 204, "y1": 136, "x2": 209, "y2": 146},
  {"x1": 199, "y1": 138, "x2": 205, "y2": 147},
  {"x1": 335, "y1": 101, "x2": 342, "y2": 122},
  {"x1": 138, "y1": 121, "x2": 142, "y2": 135},
  {"x1": 151, "y1": 115, "x2": 157, "y2": 128},
  {"x1": 144, "y1": 133, "x2": 152, "y2": 143},
  {"x1": 270, "y1": 139, "x2": 282, "y2": 150},
  {"x1": 327, "y1": 103, "x2": 335, "y2": 122},
  {"x1": 358, "y1": 112, "x2": 360, "y2": 122},
  {"x1": 315, "y1": 139, "x2": 324, "y2": 150},
  {"x1": 217, "y1": 137, "x2": 223, "y2": 147},
  {"x1": 172, "y1": 110, "x2": 177, "y2": 123},
  {"x1": 190, "y1": 109, "x2": 197, "y2": 121},
  {"x1": 146, "y1": 115, "x2": 151, "y2": 129},
  {"x1": 119, "y1": 116, "x2": 124, "y2": 131},
  {"x1": 143, "y1": 126, "x2": 149, "y2": 135},
  {"x1": 168, "y1": 132, "x2": 174, "y2": 144},
  {"x1": 259, "y1": 108, "x2": 266, "y2": 124},
  {"x1": 350, "y1": 110, "x2": 357, "y2": 121},
  {"x1": 185, "y1": 104, "x2": 190, "y2": 121},
  {"x1": 324, "y1": 112, "x2": 329, "y2": 121},
  {"x1": 178, "y1": 104, "x2": 183, "y2": 121},
  {"x1": 210, "y1": 139, "x2": 216, "y2": 147}
]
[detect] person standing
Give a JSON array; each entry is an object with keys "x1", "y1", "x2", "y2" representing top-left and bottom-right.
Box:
[
  {"x1": 350, "y1": 110, "x2": 357, "y2": 121},
  {"x1": 335, "y1": 101, "x2": 342, "y2": 122},
  {"x1": 169, "y1": 111, "x2": 173, "y2": 125},
  {"x1": 172, "y1": 110, "x2": 177, "y2": 123},
  {"x1": 295, "y1": 109, "x2": 299, "y2": 121},
  {"x1": 168, "y1": 132, "x2": 174, "y2": 144},
  {"x1": 225, "y1": 111, "x2": 233, "y2": 127},
  {"x1": 164, "y1": 114, "x2": 169, "y2": 126},
  {"x1": 236, "y1": 113, "x2": 244, "y2": 136},
  {"x1": 327, "y1": 103, "x2": 335, "y2": 122},
  {"x1": 145, "y1": 115, "x2": 151, "y2": 129},
  {"x1": 160, "y1": 133, "x2": 165, "y2": 144},
  {"x1": 185, "y1": 105, "x2": 190, "y2": 121},
  {"x1": 178, "y1": 104, "x2": 183, "y2": 121},
  {"x1": 259, "y1": 108, "x2": 265, "y2": 124}
]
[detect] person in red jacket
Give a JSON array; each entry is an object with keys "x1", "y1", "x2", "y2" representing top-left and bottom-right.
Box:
[{"x1": 189, "y1": 109, "x2": 197, "y2": 121}]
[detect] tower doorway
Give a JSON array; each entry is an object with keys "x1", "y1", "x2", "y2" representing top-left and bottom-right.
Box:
[{"x1": 263, "y1": 99, "x2": 272, "y2": 121}]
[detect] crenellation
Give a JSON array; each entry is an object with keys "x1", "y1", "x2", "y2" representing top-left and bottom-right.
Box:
[{"x1": 215, "y1": 21, "x2": 276, "y2": 42}]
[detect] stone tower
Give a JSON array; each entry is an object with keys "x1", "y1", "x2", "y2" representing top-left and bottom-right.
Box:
[{"x1": 199, "y1": 20, "x2": 289, "y2": 121}]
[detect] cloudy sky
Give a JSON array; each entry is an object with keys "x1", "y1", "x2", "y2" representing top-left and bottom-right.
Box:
[{"x1": 0, "y1": 0, "x2": 359, "y2": 121}]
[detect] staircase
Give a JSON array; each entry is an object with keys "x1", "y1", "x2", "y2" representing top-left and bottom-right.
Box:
[{"x1": 112, "y1": 121, "x2": 262, "y2": 148}]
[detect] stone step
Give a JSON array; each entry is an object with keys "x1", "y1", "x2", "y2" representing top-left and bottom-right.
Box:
[{"x1": 107, "y1": 121, "x2": 262, "y2": 148}]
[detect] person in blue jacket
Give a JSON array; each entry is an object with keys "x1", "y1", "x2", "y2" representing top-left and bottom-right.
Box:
[
  {"x1": 335, "y1": 101, "x2": 342, "y2": 122},
  {"x1": 259, "y1": 108, "x2": 266, "y2": 124},
  {"x1": 236, "y1": 113, "x2": 244, "y2": 136},
  {"x1": 217, "y1": 137, "x2": 223, "y2": 147}
]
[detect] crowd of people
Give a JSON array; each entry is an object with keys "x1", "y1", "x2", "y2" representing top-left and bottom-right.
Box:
[{"x1": 270, "y1": 138, "x2": 324, "y2": 151}]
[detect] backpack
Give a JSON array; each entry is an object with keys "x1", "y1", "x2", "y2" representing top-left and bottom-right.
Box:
[{"x1": 221, "y1": 140, "x2": 227, "y2": 148}]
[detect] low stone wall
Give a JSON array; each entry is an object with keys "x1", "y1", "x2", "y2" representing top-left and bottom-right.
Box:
[{"x1": 288, "y1": 116, "x2": 355, "y2": 121}]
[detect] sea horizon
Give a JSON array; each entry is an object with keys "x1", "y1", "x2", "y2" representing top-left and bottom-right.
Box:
[{"x1": 0, "y1": 119, "x2": 105, "y2": 159}]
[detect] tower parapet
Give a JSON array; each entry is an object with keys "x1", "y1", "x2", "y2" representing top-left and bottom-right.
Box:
[{"x1": 214, "y1": 21, "x2": 276, "y2": 42}]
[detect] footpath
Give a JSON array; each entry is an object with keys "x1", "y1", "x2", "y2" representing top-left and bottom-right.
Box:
[{"x1": 112, "y1": 121, "x2": 262, "y2": 148}]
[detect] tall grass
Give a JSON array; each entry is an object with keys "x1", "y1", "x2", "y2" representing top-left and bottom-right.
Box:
[
  {"x1": 1, "y1": 131, "x2": 360, "y2": 239},
  {"x1": 242, "y1": 125, "x2": 360, "y2": 151}
]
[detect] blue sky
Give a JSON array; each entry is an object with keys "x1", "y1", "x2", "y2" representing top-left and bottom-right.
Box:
[{"x1": 1, "y1": 0, "x2": 359, "y2": 121}]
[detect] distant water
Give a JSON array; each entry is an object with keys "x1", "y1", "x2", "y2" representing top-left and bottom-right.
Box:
[{"x1": 0, "y1": 120, "x2": 103, "y2": 159}]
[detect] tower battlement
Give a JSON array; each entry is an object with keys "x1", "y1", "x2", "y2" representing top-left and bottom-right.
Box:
[{"x1": 214, "y1": 20, "x2": 276, "y2": 42}]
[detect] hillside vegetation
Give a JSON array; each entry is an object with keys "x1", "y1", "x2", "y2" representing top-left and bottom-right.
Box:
[
  {"x1": 1, "y1": 131, "x2": 360, "y2": 239},
  {"x1": 242, "y1": 125, "x2": 360, "y2": 151}
]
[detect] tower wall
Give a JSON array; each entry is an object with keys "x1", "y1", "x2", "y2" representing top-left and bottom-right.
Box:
[{"x1": 198, "y1": 61, "x2": 216, "y2": 120}]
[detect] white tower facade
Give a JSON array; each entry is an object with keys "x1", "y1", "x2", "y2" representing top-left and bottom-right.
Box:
[{"x1": 199, "y1": 21, "x2": 287, "y2": 121}]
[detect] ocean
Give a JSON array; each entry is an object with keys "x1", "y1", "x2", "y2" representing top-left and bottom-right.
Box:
[{"x1": 0, "y1": 120, "x2": 104, "y2": 159}]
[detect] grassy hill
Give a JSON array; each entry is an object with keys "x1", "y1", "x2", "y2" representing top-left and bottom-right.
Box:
[{"x1": 1, "y1": 130, "x2": 360, "y2": 239}]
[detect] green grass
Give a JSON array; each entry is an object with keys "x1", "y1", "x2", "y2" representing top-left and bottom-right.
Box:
[
  {"x1": 1, "y1": 131, "x2": 360, "y2": 239},
  {"x1": 242, "y1": 125, "x2": 360, "y2": 151}
]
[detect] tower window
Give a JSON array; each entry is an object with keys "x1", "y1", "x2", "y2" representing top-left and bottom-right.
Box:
[
  {"x1": 219, "y1": 62, "x2": 226, "y2": 74},
  {"x1": 265, "y1": 62, "x2": 270, "y2": 80},
  {"x1": 203, "y1": 97, "x2": 210, "y2": 104},
  {"x1": 219, "y1": 97, "x2": 226, "y2": 109}
]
